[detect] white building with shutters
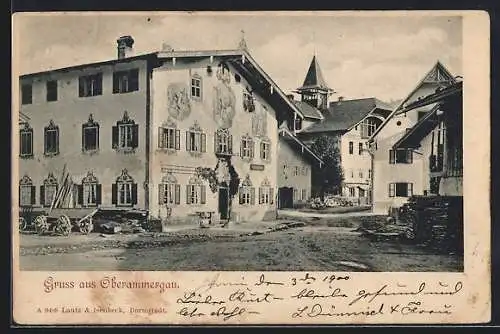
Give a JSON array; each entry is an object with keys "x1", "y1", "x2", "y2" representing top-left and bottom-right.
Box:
[{"x1": 16, "y1": 35, "x2": 309, "y2": 223}]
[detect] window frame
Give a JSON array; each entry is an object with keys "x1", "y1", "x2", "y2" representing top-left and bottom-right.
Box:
[
  {"x1": 82, "y1": 114, "x2": 100, "y2": 153},
  {"x1": 349, "y1": 141, "x2": 354, "y2": 155},
  {"x1": 159, "y1": 173, "x2": 181, "y2": 205},
  {"x1": 79, "y1": 73, "x2": 103, "y2": 97},
  {"x1": 186, "y1": 122, "x2": 206, "y2": 155},
  {"x1": 44, "y1": 120, "x2": 59, "y2": 156},
  {"x1": 19, "y1": 123, "x2": 33, "y2": 158},
  {"x1": 215, "y1": 128, "x2": 233, "y2": 155},
  {"x1": 46, "y1": 80, "x2": 58, "y2": 102},
  {"x1": 240, "y1": 135, "x2": 254, "y2": 160},
  {"x1": 388, "y1": 182, "x2": 414, "y2": 197},
  {"x1": 190, "y1": 74, "x2": 202, "y2": 100},
  {"x1": 239, "y1": 175, "x2": 255, "y2": 206},
  {"x1": 19, "y1": 175, "x2": 35, "y2": 207},
  {"x1": 80, "y1": 172, "x2": 101, "y2": 208},
  {"x1": 186, "y1": 176, "x2": 206, "y2": 205},
  {"x1": 113, "y1": 169, "x2": 137, "y2": 207},
  {"x1": 113, "y1": 68, "x2": 139, "y2": 94},
  {"x1": 260, "y1": 138, "x2": 271, "y2": 162},
  {"x1": 258, "y1": 178, "x2": 274, "y2": 205},
  {"x1": 113, "y1": 111, "x2": 139, "y2": 152},
  {"x1": 21, "y1": 83, "x2": 32, "y2": 105},
  {"x1": 389, "y1": 149, "x2": 413, "y2": 164},
  {"x1": 41, "y1": 172, "x2": 59, "y2": 207}
]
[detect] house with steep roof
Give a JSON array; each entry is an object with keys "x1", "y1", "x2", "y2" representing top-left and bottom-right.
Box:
[
  {"x1": 17, "y1": 34, "x2": 310, "y2": 223},
  {"x1": 283, "y1": 55, "x2": 392, "y2": 202},
  {"x1": 367, "y1": 61, "x2": 458, "y2": 214}
]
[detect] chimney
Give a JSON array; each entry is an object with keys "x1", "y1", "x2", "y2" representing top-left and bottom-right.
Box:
[
  {"x1": 161, "y1": 43, "x2": 174, "y2": 52},
  {"x1": 117, "y1": 35, "x2": 135, "y2": 59},
  {"x1": 286, "y1": 94, "x2": 295, "y2": 101},
  {"x1": 338, "y1": 96, "x2": 344, "y2": 102}
]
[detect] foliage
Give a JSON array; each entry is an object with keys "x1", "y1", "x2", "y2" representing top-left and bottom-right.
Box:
[
  {"x1": 310, "y1": 135, "x2": 344, "y2": 199},
  {"x1": 195, "y1": 157, "x2": 240, "y2": 199}
]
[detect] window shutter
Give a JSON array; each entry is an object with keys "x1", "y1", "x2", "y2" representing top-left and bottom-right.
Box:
[
  {"x1": 228, "y1": 134, "x2": 233, "y2": 154},
  {"x1": 260, "y1": 142, "x2": 264, "y2": 159},
  {"x1": 239, "y1": 187, "x2": 244, "y2": 204},
  {"x1": 78, "y1": 77, "x2": 85, "y2": 97},
  {"x1": 214, "y1": 132, "x2": 218, "y2": 153},
  {"x1": 96, "y1": 125, "x2": 100, "y2": 150},
  {"x1": 130, "y1": 69, "x2": 139, "y2": 91},
  {"x1": 258, "y1": 187, "x2": 262, "y2": 204},
  {"x1": 112, "y1": 126, "x2": 119, "y2": 149},
  {"x1": 186, "y1": 131, "x2": 191, "y2": 152},
  {"x1": 158, "y1": 184, "x2": 164, "y2": 205},
  {"x1": 250, "y1": 141, "x2": 254, "y2": 158},
  {"x1": 112, "y1": 72, "x2": 119, "y2": 94},
  {"x1": 111, "y1": 183, "x2": 117, "y2": 204},
  {"x1": 186, "y1": 185, "x2": 190, "y2": 204},
  {"x1": 43, "y1": 128, "x2": 48, "y2": 154},
  {"x1": 55, "y1": 128, "x2": 60, "y2": 155},
  {"x1": 96, "y1": 73, "x2": 103, "y2": 95},
  {"x1": 408, "y1": 183, "x2": 413, "y2": 197},
  {"x1": 40, "y1": 185, "x2": 45, "y2": 206},
  {"x1": 175, "y1": 184, "x2": 180, "y2": 204},
  {"x1": 31, "y1": 185, "x2": 36, "y2": 205},
  {"x1": 158, "y1": 127, "x2": 164, "y2": 148},
  {"x1": 200, "y1": 185, "x2": 206, "y2": 204},
  {"x1": 77, "y1": 185, "x2": 84, "y2": 205},
  {"x1": 175, "y1": 129, "x2": 180, "y2": 150},
  {"x1": 271, "y1": 188, "x2": 275, "y2": 204},
  {"x1": 240, "y1": 140, "x2": 244, "y2": 157},
  {"x1": 131, "y1": 183, "x2": 138, "y2": 205},
  {"x1": 96, "y1": 184, "x2": 102, "y2": 205},
  {"x1": 132, "y1": 124, "x2": 139, "y2": 148},
  {"x1": 388, "y1": 183, "x2": 395, "y2": 197},
  {"x1": 201, "y1": 133, "x2": 206, "y2": 153},
  {"x1": 389, "y1": 150, "x2": 395, "y2": 164},
  {"x1": 407, "y1": 150, "x2": 413, "y2": 163},
  {"x1": 82, "y1": 124, "x2": 86, "y2": 150},
  {"x1": 250, "y1": 187, "x2": 255, "y2": 205}
]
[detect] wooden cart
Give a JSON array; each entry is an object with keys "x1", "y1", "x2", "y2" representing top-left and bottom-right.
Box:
[{"x1": 21, "y1": 207, "x2": 98, "y2": 236}]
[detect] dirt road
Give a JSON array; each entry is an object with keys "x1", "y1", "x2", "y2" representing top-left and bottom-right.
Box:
[{"x1": 18, "y1": 221, "x2": 463, "y2": 272}]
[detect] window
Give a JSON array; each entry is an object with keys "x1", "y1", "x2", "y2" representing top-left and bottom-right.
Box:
[
  {"x1": 41, "y1": 173, "x2": 58, "y2": 207},
  {"x1": 240, "y1": 135, "x2": 254, "y2": 160},
  {"x1": 258, "y1": 178, "x2": 274, "y2": 205},
  {"x1": 82, "y1": 114, "x2": 99, "y2": 152},
  {"x1": 301, "y1": 189, "x2": 307, "y2": 201},
  {"x1": 389, "y1": 149, "x2": 413, "y2": 164},
  {"x1": 19, "y1": 123, "x2": 33, "y2": 158},
  {"x1": 186, "y1": 176, "x2": 206, "y2": 205},
  {"x1": 349, "y1": 141, "x2": 354, "y2": 154},
  {"x1": 78, "y1": 172, "x2": 101, "y2": 207},
  {"x1": 112, "y1": 169, "x2": 137, "y2": 207},
  {"x1": 293, "y1": 188, "x2": 298, "y2": 201},
  {"x1": 79, "y1": 73, "x2": 103, "y2": 97},
  {"x1": 294, "y1": 117, "x2": 302, "y2": 131},
  {"x1": 158, "y1": 119, "x2": 180, "y2": 150},
  {"x1": 19, "y1": 175, "x2": 36, "y2": 206},
  {"x1": 21, "y1": 83, "x2": 32, "y2": 105},
  {"x1": 349, "y1": 187, "x2": 355, "y2": 197},
  {"x1": 239, "y1": 175, "x2": 255, "y2": 205},
  {"x1": 215, "y1": 128, "x2": 233, "y2": 155},
  {"x1": 359, "y1": 169, "x2": 364, "y2": 179},
  {"x1": 44, "y1": 120, "x2": 59, "y2": 156},
  {"x1": 294, "y1": 166, "x2": 299, "y2": 176},
  {"x1": 186, "y1": 121, "x2": 206, "y2": 153},
  {"x1": 360, "y1": 118, "x2": 377, "y2": 138},
  {"x1": 260, "y1": 139, "x2": 271, "y2": 161},
  {"x1": 112, "y1": 111, "x2": 139, "y2": 151},
  {"x1": 159, "y1": 173, "x2": 180, "y2": 205},
  {"x1": 190, "y1": 74, "x2": 202, "y2": 99},
  {"x1": 243, "y1": 89, "x2": 255, "y2": 112},
  {"x1": 388, "y1": 182, "x2": 413, "y2": 197},
  {"x1": 359, "y1": 142, "x2": 363, "y2": 155},
  {"x1": 46, "y1": 80, "x2": 58, "y2": 102},
  {"x1": 113, "y1": 69, "x2": 139, "y2": 94}
]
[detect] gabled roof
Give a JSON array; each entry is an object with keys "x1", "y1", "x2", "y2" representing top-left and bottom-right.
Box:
[
  {"x1": 368, "y1": 61, "x2": 456, "y2": 142},
  {"x1": 296, "y1": 55, "x2": 333, "y2": 92},
  {"x1": 19, "y1": 48, "x2": 307, "y2": 121},
  {"x1": 299, "y1": 97, "x2": 392, "y2": 134},
  {"x1": 291, "y1": 100, "x2": 324, "y2": 120},
  {"x1": 279, "y1": 126, "x2": 324, "y2": 167},
  {"x1": 393, "y1": 81, "x2": 463, "y2": 150}
]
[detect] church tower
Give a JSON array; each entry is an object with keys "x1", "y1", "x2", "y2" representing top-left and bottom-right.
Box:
[{"x1": 295, "y1": 55, "x2": 334, "y2": 110}]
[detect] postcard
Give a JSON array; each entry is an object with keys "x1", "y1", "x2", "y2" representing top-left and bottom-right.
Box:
[{"x1": 11, "y1": 10, "x2": 490, "y2": 325}]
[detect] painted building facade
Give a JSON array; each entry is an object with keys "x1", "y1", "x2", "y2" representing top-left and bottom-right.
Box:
[
  {"x1": 17, "y1": 35, "x2": 307, "y2": 223},
  {"x1": 368, "y1": 61, "x2": 458, "y2": 214}
]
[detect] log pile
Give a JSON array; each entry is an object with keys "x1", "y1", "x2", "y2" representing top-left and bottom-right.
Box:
[
  {"x1": 49, "y1": 164, "x2": 75, "y2": 212},
  {"x1": 398, "y1": 195, "x2": 463, "y2": 254}
]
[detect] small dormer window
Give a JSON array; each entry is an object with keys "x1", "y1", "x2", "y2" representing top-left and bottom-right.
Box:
[{"x1": 294, "y1": 117, "x2": 302, "y2": 131}]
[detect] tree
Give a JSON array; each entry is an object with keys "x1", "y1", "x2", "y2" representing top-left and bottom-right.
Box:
[{"x1": 310, "y1": 135, "x2": 344, "y2": 200}]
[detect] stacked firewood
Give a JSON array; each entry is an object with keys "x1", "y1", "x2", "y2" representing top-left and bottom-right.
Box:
[{"x1": 398, "y1": 196, "x2": 463, "y2": 254}]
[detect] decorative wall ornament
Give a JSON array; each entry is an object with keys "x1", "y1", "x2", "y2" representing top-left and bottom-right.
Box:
[
  {"x1": 252, "y1": 104, "x2": 268, "y2": 137},
  {"x1": 213, "y1": 83, "x2": 236, "y2": 128},
  {"x1": 261, "y1": 177, "x2": 271, "y2": 187},
  {"x1": 116, "y1": 169, "x2": 134, "y2": 183},
  {"x1": 161, "y1": 172, "x2": 177, "y2": 184},
  {"x1": 82, "y1": 171, "x2": 98, "y2": 184},
  {"x1": 118, "y1": 111, "x2": 134, "y2": 125},
  {"x1": 44, "y1": 172, "x2": 58, "y2": 185},
  {"x1": 84, "y1": 114, "x2": 99, "y2": 127},
  {"x1": 167, "y1": 82, "x2": 192, "y2": 121},
  {"x1": 241, "y1": 174, "x2": 253, "y2": 187},
  {"x1": 215, "y1": 159, "x2": 231, "y2": 184},
  {"x1": 243, "y1": 87, "x2": 255, "y2": 113},
  {"x1": 188, "y1": 174, "x2": 203, "y2": 185},
  {"x1": 20, "y1": 174, "x2": 33, "y2": 185},
  {"x1": 216, "y1": 62, "x2": 231, "y2": 85},
  {"x1": 161, "y1": 116, "x2": 177, "y2": 129}
]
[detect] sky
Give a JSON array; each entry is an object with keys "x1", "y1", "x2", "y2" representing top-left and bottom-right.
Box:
[{"x1": 13, "y1": 12, "x2": 462, "y2": 102}]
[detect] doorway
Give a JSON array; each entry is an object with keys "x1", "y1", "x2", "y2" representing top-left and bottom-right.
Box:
[
  {"x1": 278, "y1": 187, "x2": 294, "y2": 209},
  {"x1": 218, "y1": 186, "x2": 229, "y2": 220}
]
